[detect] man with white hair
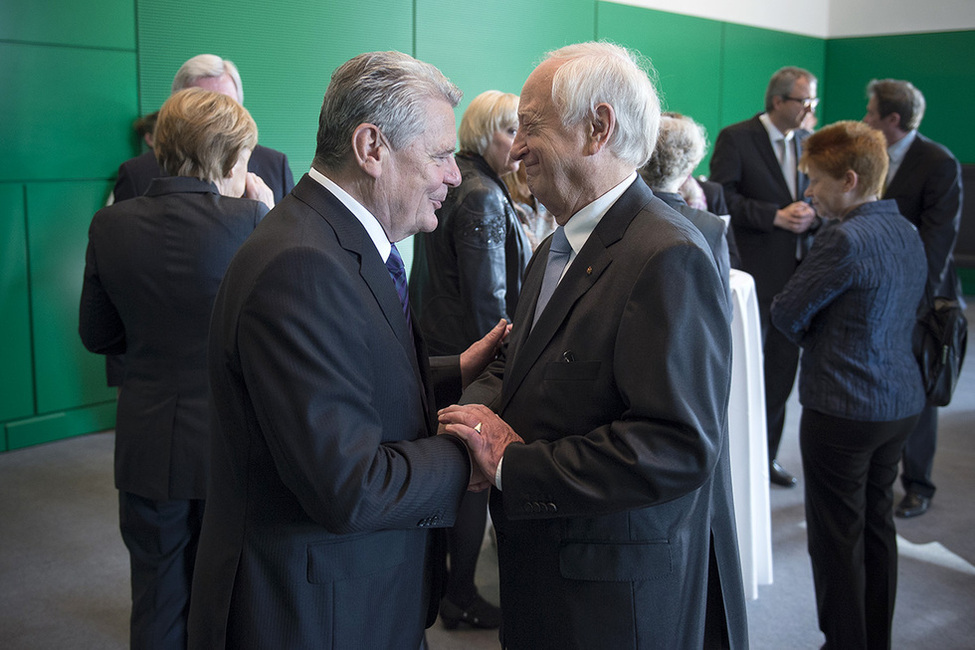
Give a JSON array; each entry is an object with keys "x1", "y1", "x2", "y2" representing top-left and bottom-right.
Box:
[
  {"x1": 112, "y1": 54, "x2": 294, "y2": 206},
  {"x1": 440, "y1": 42, "x2": 748, "y2": 648}
]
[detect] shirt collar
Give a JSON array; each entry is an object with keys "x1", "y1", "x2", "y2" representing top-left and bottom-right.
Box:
[
  {"x1": 562, "y1": 172, "x2": 637, "y2": 256},
  {"x1": 308, "y1": 167, "x2": 391, "y2": 261},
  {"x1": 887, "y1": 129, "x2": 917, "y2": 166},
  {"x1": 759, "y1": 112, "x2": 793, "y2": 143}
]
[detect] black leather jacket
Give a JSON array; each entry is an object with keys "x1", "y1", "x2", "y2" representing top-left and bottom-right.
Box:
[{"x1": 410, "y1": 153, "x2": 531, "y2": 355}]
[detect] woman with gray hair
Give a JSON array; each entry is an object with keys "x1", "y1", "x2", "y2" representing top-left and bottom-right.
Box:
[
  {"x1": 410, "y1": 89, "x2": 532, "y2": 630},
  {"x1": 641, "y1": 112, "x2": 735, "y2": 290}
]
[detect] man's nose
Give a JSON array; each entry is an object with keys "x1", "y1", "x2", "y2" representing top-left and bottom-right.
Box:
[{"x1": 444, "y1": 155, "x2": 462, "y2": 187}]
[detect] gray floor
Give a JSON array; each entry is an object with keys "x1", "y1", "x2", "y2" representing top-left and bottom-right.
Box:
[{"x1": 2, "y1": 305, "x2": 973, "y2": 648}]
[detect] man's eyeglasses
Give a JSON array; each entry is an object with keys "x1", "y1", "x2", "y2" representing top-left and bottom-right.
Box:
[{"x1": 781, "y1": 95, "x2": 819, "y2": 109}]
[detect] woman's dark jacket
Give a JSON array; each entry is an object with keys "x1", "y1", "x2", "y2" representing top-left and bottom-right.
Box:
[
  {"x1": 410, "y1": 153, "x2": 531, "y2": 355},
  {"x1": 771, "y1": 199, "x2": 927, "y2": 421}
]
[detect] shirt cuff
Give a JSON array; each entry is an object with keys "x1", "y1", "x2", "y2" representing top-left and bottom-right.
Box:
[{"x1": 495, "y1": 456, "x2": 503, "y2": 491}]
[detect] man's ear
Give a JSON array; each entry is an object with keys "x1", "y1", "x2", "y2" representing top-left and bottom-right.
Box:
[
  {"x1": 586, "y1": 103, "x2": 616, "y2": 155},
  {"x1": 843, "y1": 169, "x2": 859, "y2": 194},
  {"x1": 884, "y1": 111, "x2": 903, "y2": 132},
  {"x1": 352, "y1": 123, "x2": 384, "y2": 180}
]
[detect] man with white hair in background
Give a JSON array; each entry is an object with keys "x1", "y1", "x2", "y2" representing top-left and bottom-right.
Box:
[
  {"x1": 440, "y1": 42, "x2": 748, "y2": 649},
  {"x1": 112, "y1": 53, "x2": 294, "y2": 206}
]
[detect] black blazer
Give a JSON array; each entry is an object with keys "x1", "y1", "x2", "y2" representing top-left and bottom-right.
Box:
[
  {"x1": 410, "y1": 153, "x2": 532, "y2": 355},
  {"x1": 113, "y1": 144, "x2": 295, "y2": 204},
  {"x1": 187, "y1": 174, "x2": 472, "y2": 649},
  {"x1": 656, "y1": 188, "x2": 732, "y2": 299},
  {"x1": 462, "y1": 179, "x2": 748, "y2": 649},
  {"x1": 710, "y1": 114, "x2": 813, "y2": 306},
  {"x1": 883, "y1": 132, "x2": 963, "y2": 300},
  {"x1": 79, "y1": 177, "x2": 267, "y2": 500}
]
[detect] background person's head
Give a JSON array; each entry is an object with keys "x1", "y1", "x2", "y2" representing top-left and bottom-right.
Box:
[
  {"x1": 458, "y1": 90, "x2": 520, "y2": 177},
  {"x1": 172, "y1": 54, "x2": 244, "y2": 104},
  {"x1": 765, "y1": 66, "x2": 818, "y2": 134},
  {"x1": 640, "y1": 113, "x2": 708, "y2": 193},
  {"x1": 799, "y1": 120, "x2": 888, "y2": 219},
  {"x1": 864, "y1": 79, "x2": 926, "y2": 144},
  {"x1": 153, "y1": 88, "x2": 258, "y2": 196}
]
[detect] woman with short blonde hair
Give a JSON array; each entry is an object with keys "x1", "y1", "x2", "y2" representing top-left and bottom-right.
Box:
[{"x1": 80, "y1": 87, "x2": 271, "y2": 648}]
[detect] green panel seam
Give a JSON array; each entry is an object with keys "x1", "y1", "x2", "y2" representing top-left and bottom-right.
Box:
[{"x1": 22, "y1": 184, "x2": 38, "y2": 416}]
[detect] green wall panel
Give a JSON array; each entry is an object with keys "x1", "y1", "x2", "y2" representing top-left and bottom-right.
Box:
[
  {"x1": 0, "y1": 184, "x2": 34, "y2": 429},
  {"x1": 824, "y1": 31, "x2": 975, "y2": 164},
  {"x1": 596, "y1": 3, "x2": 723, "y2": 174},
  {"x1": 0, "y1": 43, "x2": 137, "y2": 182},
  {"x1": 719, "y1": 23, "x2": 826, "y2": 130},
  {"x1": 5, "y1": 402, "x2": 116, "y2": 451},
  {"x1": 0, "y1": 0, "x2": 135, "y2": 50},
  {"x1": 137, "y1": 0, "x2": 415, "y2": 175},
  {"x1": 416, "y1": 0, "x2": 596, "y2": 121},
  {"x1": 26, "y1": 182, "x2": 116, "y2": 414}
]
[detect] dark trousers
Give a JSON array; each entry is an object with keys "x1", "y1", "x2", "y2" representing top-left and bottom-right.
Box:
[
  {"x1": 444, "y1": 488, "x2": 490, "y2": 605},
  {"x1": 119, "y1": 492, "x2": 205, "y2": 650},
  {"x1": 900, "y1": 403, "x2": 938, "y2": 498},
  {"x1": 800, "y1": 409, "x2": 918, "y2": 650},
  {"x1": 760, "y1": 303, "x2": 800, "y2": 462}
]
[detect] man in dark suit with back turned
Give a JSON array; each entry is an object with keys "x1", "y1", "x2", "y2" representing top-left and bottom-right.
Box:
[
  {"x1": 710, "y1": 66, "x2": 820, "y2": 487},
  {"x1": 864, "y1": 78, "x2": 964, "y2": 518},
  {"x1": 440, "y1": 42, "x2": 747, "y2": 649},
  {"x1": 187, "y1": 51, "x2": 506, "y2": 649}
]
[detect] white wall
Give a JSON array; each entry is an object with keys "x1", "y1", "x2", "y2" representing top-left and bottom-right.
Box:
[{"x1": 610, "y1": 0, "x2": 975, "y2": 38}]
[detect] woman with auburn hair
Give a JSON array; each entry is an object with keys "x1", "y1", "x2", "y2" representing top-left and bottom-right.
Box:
[
  {"x1": 771, "y1": 120, "x2": 927, "y2": 650},
  {"x1": 80, "y1": 88, "x2": 272, "y2": 649}
]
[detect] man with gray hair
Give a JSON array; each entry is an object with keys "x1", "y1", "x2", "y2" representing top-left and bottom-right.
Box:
[
  {"x1": 439, "y1": 42, "x2": 747, "y2": 648},
  {"x1": 710, "y1": 65, "x2": 821, "y2": 489},
  {"x1": 864, "y1": 78, "x2": 964, "y2": 519},
  {"x1": 187, "y1": 51, "x2": 505, "y2": 649},
  {"x1": 112, "y1": 54, "x2": 294, "y2": 206}
]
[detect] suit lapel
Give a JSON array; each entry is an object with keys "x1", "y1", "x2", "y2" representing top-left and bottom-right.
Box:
[
  {"x1": 291, "y1": 175, "x2": 428, "y2": 413},
  {"x1": 499, "y1": 180, "x2": 651, "y2": 410}
]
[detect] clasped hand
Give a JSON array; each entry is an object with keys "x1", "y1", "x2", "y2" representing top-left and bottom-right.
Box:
[
  {"x1": 438, "y1": 404, "x2": 524, "y2": 492},
  {"x1": 774, "y1": 201, "x2": 816, "y2": 233}
]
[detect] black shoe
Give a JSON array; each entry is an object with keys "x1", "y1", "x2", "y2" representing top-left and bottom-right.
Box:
[
  {"x1": 440, "y1": 594, "x2": 502, "y2": 630},
  {"x1": 770, "y1": 460, "x2": 797, "y2": 487},
  {"x1": 895, "y1": 492, "x2": 931, "y2": 518}
]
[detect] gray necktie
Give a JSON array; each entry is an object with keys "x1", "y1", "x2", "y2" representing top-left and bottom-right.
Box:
[{"x1": 532, "y1": 226, "x2": 571, "y2": 328}]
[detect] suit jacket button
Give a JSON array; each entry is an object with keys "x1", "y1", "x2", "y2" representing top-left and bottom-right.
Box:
[{"x1": 546, "y1": 502, "x2": 557, "y2": 513}]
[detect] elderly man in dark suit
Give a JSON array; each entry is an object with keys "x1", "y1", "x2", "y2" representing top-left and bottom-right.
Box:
[
  {"x1": 440, "y1": 42, "x2": 747, "y2": 649},
  {"x1": 79, "y1": 88, "x2": 271, "y2": 650},
  {"x1": 186, "y1": 52, "x2": 506, "y2": 649},
  {"x1": 864, "y1": 78, "x2": 964, "y2": 519},
  {"x1": 710, "y1": 66, "x2": 820, "y2": 488}
]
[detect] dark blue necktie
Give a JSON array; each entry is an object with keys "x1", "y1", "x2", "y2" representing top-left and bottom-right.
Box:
[
  {"x1": 385, "y1": 243, "x2": 412, "y2": 334},
  {"x1": 532, "y1": 226, "x2": 571, "y2": 328}
]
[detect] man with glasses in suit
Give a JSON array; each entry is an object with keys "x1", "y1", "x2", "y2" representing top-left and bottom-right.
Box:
[{"x1": 710, "y1": 66, "x2": 821, "y2": 488}]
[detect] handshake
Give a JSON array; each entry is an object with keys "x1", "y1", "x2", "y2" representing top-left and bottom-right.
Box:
[{"x1": 438, "y1": 403, "x2": 524, "y2": 493}]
